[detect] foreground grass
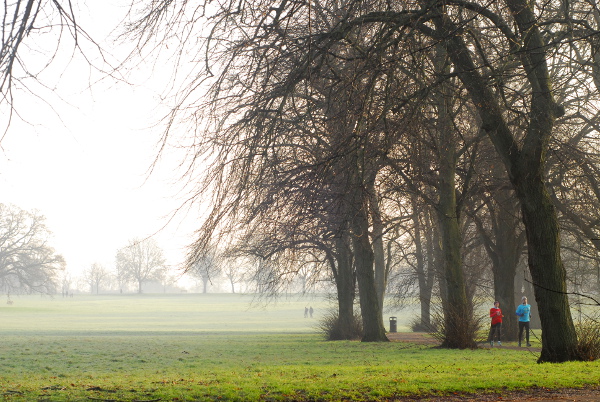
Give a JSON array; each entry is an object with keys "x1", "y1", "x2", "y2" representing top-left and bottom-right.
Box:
[{"x1": 0, "y1": 294, "x2": 598, "y2": 401}]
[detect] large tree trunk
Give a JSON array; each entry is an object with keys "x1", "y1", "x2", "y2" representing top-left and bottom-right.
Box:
[
  {"x1": 367, "y1": 176, "x2": 387, "y2": 313},
  {"x1": 332, "y1": 235, "x2": 356, "y2": 340},
  {"x1": 515, "y1": 174, "x2": 578, "y2": 361},
  {"x1": 434, "y1": 219, "x2": 448, "y2": 313},
  {"x1": 412, "y1": 199, "x2": 435, "y2": 331},
  {"x1": 506, "y1": 0, "x2": 577, "y2": 360},
  {"x1": 352, "y1": 210, "x2": 388, "y2": 342},
  {"x1": 323, "y1": 70, "x2": 382, "y2": 340},
  {"x1": 347, "y1": 154, "x2": 388, "y2": 342},
  {"x1": 437, "y1": 159, "x2": 472, "y2": 348},
  {"x1": 434, "y1": 45, "x2": 474, "y2": 349}
]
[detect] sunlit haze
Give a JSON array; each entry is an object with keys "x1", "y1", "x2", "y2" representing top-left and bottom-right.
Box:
[{"x1": 0, "y1": 2, "x2": 197, "y2": 284}]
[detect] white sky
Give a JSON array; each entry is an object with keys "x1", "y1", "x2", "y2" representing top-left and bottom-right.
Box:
[{"x1": 0, "y1": 2, "x2": 201, "y2": 279}]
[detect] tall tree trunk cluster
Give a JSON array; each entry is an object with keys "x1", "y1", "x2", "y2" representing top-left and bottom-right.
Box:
[
  {"x1": 429, "y1": 0, "x2": 580, "y2": 361},
  {"x1": 121, "y1": 0, "x2": 600, "y2": 362}
]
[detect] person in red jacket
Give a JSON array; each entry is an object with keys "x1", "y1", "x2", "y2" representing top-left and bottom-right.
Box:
[{"x1": 489, "y1": 301, "x2": 504, "y2": 347}]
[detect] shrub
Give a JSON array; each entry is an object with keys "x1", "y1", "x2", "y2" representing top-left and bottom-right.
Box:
[
  {"x1": 317, "y1": 309, "x2": 363, "y2": 341},
  {"x1": 575, "y1": 316, "x2": 600, "y2": 361},
  {"x1": 429, "y1": 301, "x2": 483, "y2": 349}
]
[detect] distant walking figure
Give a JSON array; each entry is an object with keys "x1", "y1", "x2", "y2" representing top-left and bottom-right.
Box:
[
  {"x1": 304, "y1": 307, "x2": 308, "y2": 318},
  {"x1": 516, "y1": 296, "x2": 532, "y2": 347},
  {"x1": 309, "y1": 306, "x2": 314, "y2": 318},
  {"x1": 488, "y1": 301, "x2": 503, "y2": 347}
]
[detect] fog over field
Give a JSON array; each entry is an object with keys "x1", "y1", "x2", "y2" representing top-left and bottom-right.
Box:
[{"x1": 0, "y1": 293, "x2": 415, "y2": 335}]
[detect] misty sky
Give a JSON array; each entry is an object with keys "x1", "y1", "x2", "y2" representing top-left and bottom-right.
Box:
[{"x1": 0, "y1": 2, "x2": 199, "y2": 278}]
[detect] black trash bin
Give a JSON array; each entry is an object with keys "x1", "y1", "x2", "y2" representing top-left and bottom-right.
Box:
[{"x1": 389, "y1": 316, "x2": 397, "y2": 333}]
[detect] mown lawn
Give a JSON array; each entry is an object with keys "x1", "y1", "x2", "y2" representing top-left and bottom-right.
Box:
[{"x1": 0, "y1": 294, "x2": 598, "y2": 401}]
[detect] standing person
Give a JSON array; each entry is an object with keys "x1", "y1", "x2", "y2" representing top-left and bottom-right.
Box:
[
  {"x1": 516, "y1": 296, "x2": 532, "y2": 347},
  {"x1": 489, "y1": 301, "x2": 504, "y2": 347},
  {"x1": 304, "y1": 307, "x2": 308, "y2": 318},
  {"x1": 309, "y1": 306, "x2": 314, "y2": 318}
]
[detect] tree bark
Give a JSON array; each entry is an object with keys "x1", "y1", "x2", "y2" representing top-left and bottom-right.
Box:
[
  {"x1": 433, "y1": 44, "x2": 474, "y2": 348},
  {"x1": 515, "y1": 172, "x2": 578, "y2": 361},
  {"x1": 437, "y1": 152, "x2": 472, "y2": 348},
  {"x1": 332, "y1": 235, "x2": 357, "y2": 339},
  {"x1": 412, "y1": 199, "x2": 435, "y2": 330},
  {"x1": 347, "y1": 152, "x2": 388, "y2": 342},
  {"x1": 367, "y1": 175, "x2": 387, "y2": 313},
  {"x1": 352, "y1": 208, "x2": 388, "y2": 342}
]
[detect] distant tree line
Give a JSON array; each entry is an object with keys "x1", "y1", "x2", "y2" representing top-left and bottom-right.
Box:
[
  {"x1": 0, "y1": 204, "x2": 177, "y2": 296},
  {"x1": 79, "y1": 238, "x2": 170, "y2": 295}
]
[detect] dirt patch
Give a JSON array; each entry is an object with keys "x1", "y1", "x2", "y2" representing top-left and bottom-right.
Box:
[
  {"x1": 385, "y1": 332, "x2": 599, "y2": 401},
  {"x1": 387, "y1": 331, "x2": 542, "y2": 351},
  {"x1": 386, "y1": 331, "x2": 438, "y2": 345}
]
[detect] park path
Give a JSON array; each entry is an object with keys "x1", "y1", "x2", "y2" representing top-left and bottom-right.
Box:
[
  {"x1": 386, "y1": 331, "x2": 542, "y2": 351},
  {"x1": 385, "y1": 332, "x2": 599, "y2": 401}
]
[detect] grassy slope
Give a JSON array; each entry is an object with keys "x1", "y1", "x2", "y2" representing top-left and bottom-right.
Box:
[{"x1": 0, "y1": 294, "x2": 598, "y2": 401}]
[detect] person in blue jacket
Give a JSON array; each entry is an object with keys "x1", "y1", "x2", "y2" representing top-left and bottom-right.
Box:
[{"x1": 516, "y1": 296, "x2": 532, "y2": 347}]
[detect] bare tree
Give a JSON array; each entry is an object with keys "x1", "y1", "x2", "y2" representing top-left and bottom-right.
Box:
[
  {"x1": 189, "y1": 252, "x2": 222, "y2": 293},
  {"x1": 115, "y1": 238, "x2": 165, "y2": 294},
  {"x1": 0, "y1": 203, "x2": 64, "y2": 294},
  {"x1": 154, "y1": 265, "x2": 178, "y2": 293},
  {"x1": 113, "y1": 257, "x2": 128, "y2": 294},
  {"x1": 83, "y1": 263, "x2": 109, "y2": 294},
  {"x1": 59, "y1": 269, "x2": 73, "y2": 297},
  {"x1": 221, "y1": 256, "x2": 247, "y2": 293}
]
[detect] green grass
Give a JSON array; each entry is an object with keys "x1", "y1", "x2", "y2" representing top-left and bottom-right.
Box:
[{"x1": 0, "y1": 294, "x2": 598, "y2": 401}]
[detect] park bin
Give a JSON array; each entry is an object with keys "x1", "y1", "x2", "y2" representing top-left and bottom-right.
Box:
[{"x1": 389, "y1": 316, "x2": 397, "y2": 333}]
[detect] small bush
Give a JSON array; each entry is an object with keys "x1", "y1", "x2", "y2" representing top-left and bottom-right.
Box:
[
  {"x1": 429, "y1": 302, "x2": 483, "y2": 349},
  {"x1": 317, "y1": 309, "x2": 363, "y2": 341},
  {"x1": 575, "y1": 317, "x2": 600, "y2": 361}
]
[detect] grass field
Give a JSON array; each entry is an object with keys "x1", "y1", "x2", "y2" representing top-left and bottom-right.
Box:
[{"x1": 0, "y1": 293, "x2": 598, "y2": 401}]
